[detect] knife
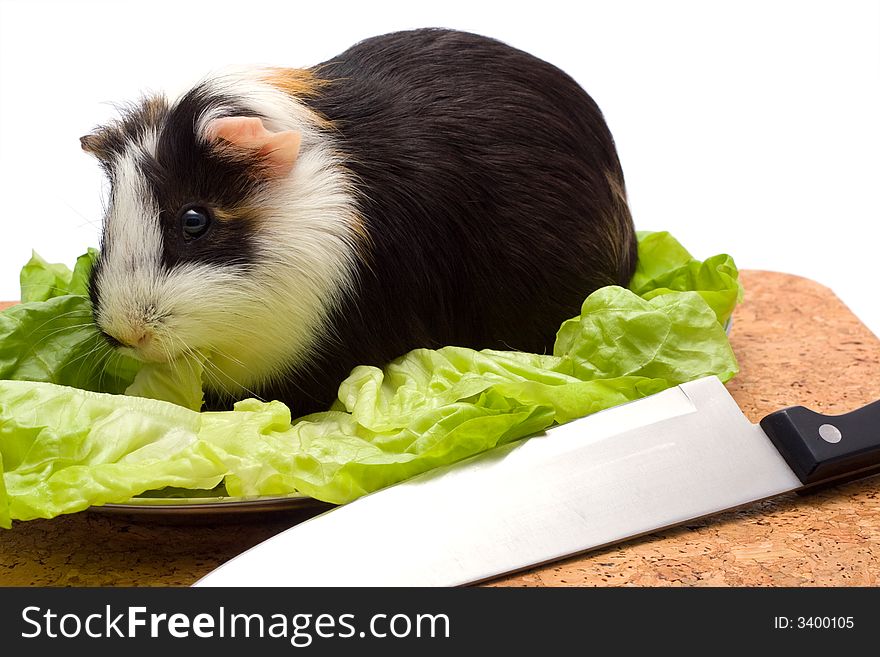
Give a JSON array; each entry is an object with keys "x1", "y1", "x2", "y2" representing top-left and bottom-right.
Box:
[{"x1": 194, "y1": 375, "x2": 880, "y2": 587}]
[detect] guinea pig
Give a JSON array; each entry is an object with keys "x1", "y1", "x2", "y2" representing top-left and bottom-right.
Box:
[{"x1": 81, "y1": 28, "x2": 637, "y2": 416}]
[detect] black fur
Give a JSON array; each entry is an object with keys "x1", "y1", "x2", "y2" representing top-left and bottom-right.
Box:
[
  {"x1": 145, "y1": 87, "x2": 263, "y2": 271},
  {"x1": 271, "y1": 28, "x2": 638, "y2": 415}
]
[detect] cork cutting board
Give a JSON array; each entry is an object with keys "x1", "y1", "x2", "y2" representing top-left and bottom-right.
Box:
[{"x1": 0, "y1": 270, "x2": 878, "y2": 587}]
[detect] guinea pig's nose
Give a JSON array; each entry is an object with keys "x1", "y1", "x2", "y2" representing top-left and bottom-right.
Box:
[{"x1": 109, "y1": 327, "x2": 152, "y2": 350}]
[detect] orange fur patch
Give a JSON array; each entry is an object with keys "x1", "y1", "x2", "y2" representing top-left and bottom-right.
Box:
[
  {"x1": 262, "y1": 68, "x2": 367, "y2": 253},
  {"x1": 211, "y1": 207, "x2": 241, "y2": 222},
  {"x1": 262, "y1": 67, "x2": 323, "y2": 97},
  {"x1": 262, "y1": 68, "x2": 333, "y2": 128}
]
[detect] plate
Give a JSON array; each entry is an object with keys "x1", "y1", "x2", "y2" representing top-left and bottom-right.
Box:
[{"x1": 90, "y1": 493, "x2": 333, "y2": 518}]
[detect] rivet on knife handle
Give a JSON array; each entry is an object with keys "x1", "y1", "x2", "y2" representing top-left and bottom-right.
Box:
[{"x1": 760, "y1": 399, "x2": 880, "y2": 485}]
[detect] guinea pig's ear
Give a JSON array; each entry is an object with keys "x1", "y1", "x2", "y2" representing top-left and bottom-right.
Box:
[
  {"x1": 80, "y1": 129, "x2": 115, "y2": 162},
  {"x1": 205, "y1": 116, "x2": 301, "y2": 177}
]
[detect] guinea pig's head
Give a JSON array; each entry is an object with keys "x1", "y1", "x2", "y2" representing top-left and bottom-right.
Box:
[{"x1": 81, "y1": 70, "x2": 360, "y2": 401}]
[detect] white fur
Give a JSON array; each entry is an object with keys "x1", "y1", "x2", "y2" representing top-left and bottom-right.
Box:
[
  {"x1": 95, "y1": 150, "x2": 165, "y2": 352},
  {"x1": 94, "y1": 69, "x2": 361, "y2": 403},
  {"x1": 193, "y1": 68, "x2": 327, "y2": 142},
  {"x1": 140, "y1": 125, "x2": 159, "y2": 158}
]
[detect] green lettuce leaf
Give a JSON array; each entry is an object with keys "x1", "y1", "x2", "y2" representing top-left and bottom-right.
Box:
[
  {"x1": 0, "y1": 247, "x2": 140, "y2": 394},
  {"x1": 0, "y1": 231, "x2": 742, "y2": 527},
  {"x1": 19, "y1": 251, "x2": 74, "y2": 303},
  {"x1": 18, "y1": 248, "x2": 98, "y2": 303},
  {"x1": 125, "y1": 353, "x2": 207, "y2": 412},
  {"x1": 0, "y1": 381, "x2": 224, "y2": 522},
  {"x1": 0, "y1": 296, "x2": 140, "y2": 394},
  {"x1": 629, "y1": 231, "x2": 743, "y2": 325}
]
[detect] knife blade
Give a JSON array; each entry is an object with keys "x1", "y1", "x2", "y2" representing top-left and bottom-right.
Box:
[{"x1": 194, "y1": 375, "x2": 880, "y2": 587}]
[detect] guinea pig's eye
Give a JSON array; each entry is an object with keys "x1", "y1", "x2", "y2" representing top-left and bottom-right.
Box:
[{"x1": 180, "y1": 207, "x2": 212, "y2": 239}]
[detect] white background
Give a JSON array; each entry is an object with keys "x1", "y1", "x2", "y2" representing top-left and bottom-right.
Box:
[{"x1": 1, "y1": 0, "x2": 878, "y2": 336}]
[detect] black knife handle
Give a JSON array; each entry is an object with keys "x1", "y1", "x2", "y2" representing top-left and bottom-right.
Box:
[{"x1": 760, "y1": 399, "x2": 880, "y2": 485}]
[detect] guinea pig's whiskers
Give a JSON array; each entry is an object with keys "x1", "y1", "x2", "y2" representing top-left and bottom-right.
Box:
[
  {"x1": 34, "y1": 330, "x2": 106, "y2": 389},
  {"x1": 101, "y1": 349, "x2": 126, "y2": 392},
  {"x1": 199, "y1": 355, "x2": 238, "y2": 391},
  {"x1": 18, "y1": 284, "x2": 90, "y2": 300},
  {"x1": 71, "y1": 334, "x2": 109, "y2": 385},
  {"x1": 156, "y1": 334, "x2": 205, "y2": 401},
  {"x1": 161, "y1": 336, "x2": 186, "y2": 385},
  {"x1": 25, "y1": 323, "x2": 100, "y2": 355},
  {"x1": 96, "y1": 352, "x2": 110, "y2": 392},
  {"x1": 25, "y1": 310, "x2": 96, "y2": 338},
  {"x1": 35, "y1": 320, "x2": 96, "y2": 336},
  {"x1": 63, "y1": 333, "x2": 104, "y2": 367},
  {"x1": 30, "y1": 308, "x2": 93, "y2": 323},
  {"x1": 157, "y1": 333, "x2": 211, "y2": 402},
  {"x1": 27, "y1": 324, "x2": 97, "y2": 348},
  {"x1": 58, "y1": 197, "x2": 103, "y2": 230},
  {"x1": 93, "y1": 344, "x2": 123, "y2": 395},
  {"x1": 198, "y1": 349, "x2": 267, "y2": 403},
  {"x1": 206, "y1": 344, "x2": 250, "y2": 371}
]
